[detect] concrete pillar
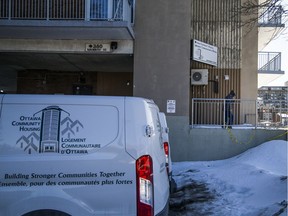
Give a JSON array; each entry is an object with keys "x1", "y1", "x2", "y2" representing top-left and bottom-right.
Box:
[
  {"x1": 133, "y1": 0, "x2": 191, "y2": 116},
  {"x1": 241, "y1": 0, "x2": 259, "y2": 100}
]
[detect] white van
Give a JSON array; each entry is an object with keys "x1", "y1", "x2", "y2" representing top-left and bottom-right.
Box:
[
  {"x1": 158, "y1": 113, "x2": 172, "y2": 182},
  {"x1": 0, "y1": 94, "x2": 170, "y2": 216},
  {"x1": 158, "y1": 113, "x2": 176, "y2": 194}
]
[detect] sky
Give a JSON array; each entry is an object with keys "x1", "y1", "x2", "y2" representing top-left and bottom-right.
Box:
[
  {"x1": 262, "y1": 0, "x2": 288, "y2": 86},
  {"x1": 170, "y1": 140, "x2": 288, "y2": 216}
]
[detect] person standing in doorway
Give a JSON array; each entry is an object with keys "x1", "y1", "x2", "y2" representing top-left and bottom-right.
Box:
[{"x1": 224, "y1": 90, "x2": 236, "y2": 128}]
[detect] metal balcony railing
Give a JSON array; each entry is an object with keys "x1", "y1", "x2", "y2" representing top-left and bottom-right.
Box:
[
  {"x1": 258, "y1": 52, "x2": 283, "y2": 74},
  {"x1": 191, "y1": 98, "x2": 288, "y2": 129},
  {"x1": 0, "y1": 0, "x2": 133, "y2": 22},
  {"x1": 258, "y1": 5, "x2": 285, "y2": 27}
]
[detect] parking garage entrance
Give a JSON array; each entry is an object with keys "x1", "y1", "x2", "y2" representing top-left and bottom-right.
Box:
[{"x1": 0, "y1": 52, "x2": 133, "y2": 96}]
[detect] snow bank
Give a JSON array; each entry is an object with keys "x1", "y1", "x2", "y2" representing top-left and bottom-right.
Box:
[
  {"x1": 234, "y1": 140, "x2": 287, "y2": 176},
  {"x1": 171, "y1": 140, "x2": 288, "y2": 215}
]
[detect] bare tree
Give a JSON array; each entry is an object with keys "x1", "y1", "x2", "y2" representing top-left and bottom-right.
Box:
[{"x1": 239, "y1": 0, "x2": 288, "y2": 40}]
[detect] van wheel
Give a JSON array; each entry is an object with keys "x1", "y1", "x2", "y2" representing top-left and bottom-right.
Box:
[{"x1": 22, "y1": 209, "x2": 71, "y2": 216}]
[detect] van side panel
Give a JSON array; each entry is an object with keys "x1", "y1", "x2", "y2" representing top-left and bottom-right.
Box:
[
  {"x1": 0, "y1": 95, "x2": 137, "y2": 216},
  {"x1": 1, "y1": 155, "x2": 136, "y2": 215}
]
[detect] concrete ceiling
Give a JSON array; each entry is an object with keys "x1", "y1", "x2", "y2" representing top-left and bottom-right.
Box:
[
  {"x1": 258, "y1": 73, "x2": 284, "y2": 88},
  {"x1": 0, "y1": 52, "x2": 133, "y2": 72}
]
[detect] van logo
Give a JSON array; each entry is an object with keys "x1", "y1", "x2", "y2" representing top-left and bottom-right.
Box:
[
  {"x1": 16, "y1": 132, "x2": 40, "y2": 154},
  {"x1": 14, "y1": 106, "x2": 84, "y2": 154}
]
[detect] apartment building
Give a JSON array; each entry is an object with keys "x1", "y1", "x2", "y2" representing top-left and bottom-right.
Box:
[
  {"x1": 0, "y1": 0, "x2": 285, "y2": 160},
  {"x1": 258, "y1": 1, "x2": 286, "y2": 87},
  {"x1": 0, "y1": 0, "x2": 135, "y2": 96}
]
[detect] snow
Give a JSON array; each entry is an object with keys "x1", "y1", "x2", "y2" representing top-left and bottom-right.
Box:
[{"x1": 170, "y1": 140, "x2": 288, "y2": 216}]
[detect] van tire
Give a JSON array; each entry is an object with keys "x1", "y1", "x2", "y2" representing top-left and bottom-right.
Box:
[{"x1": 22, "y1": 210, "x2": 71, "y2": 216}]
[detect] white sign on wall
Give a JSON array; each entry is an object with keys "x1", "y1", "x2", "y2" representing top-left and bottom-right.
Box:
[
  {"x1": 85, "y1": 43, "x2": 111, "y2": 52},
  {"x1": 192, "y1": 39, "x2": 218, "y2": 66},
  {"x1": 167, "y1": 100, "x2": 176, "y2": 113}
]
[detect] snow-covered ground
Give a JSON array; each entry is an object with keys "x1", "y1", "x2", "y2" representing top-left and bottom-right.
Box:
[{"x1": 170, "y1": 140, "x2": 288, "y2": 216}]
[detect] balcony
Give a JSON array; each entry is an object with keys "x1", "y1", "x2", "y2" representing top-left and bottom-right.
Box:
[
  {"x1": 258, "y1": 52, "x2": 285, "y2": 87},
  {"x1": 258, "y1": 5, "x2": 285, "y2": 50},
  {"x1": 258, "y1": 5, "x2": 285, "y2": 27},
  {"x1": 258, "y1": 52, "x2": 284, "y2": 74},
  {"x1": 0, "y1": 0, "x2": 134, "y2": 40}
]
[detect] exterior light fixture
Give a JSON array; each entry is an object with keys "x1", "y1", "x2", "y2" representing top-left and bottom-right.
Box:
[{"x1": 111, "y1": 41, "x2": 118, "y2": 50}]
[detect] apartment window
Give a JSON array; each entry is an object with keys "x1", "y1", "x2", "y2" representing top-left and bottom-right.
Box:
[
  {"x1": 113, "y1": 0, "x2": 123, "y2": 20},
  {"x1": 90, "y1": 0, "x2": 108, "y2": 20},
  {"x1": 90, "y1": 0, "x2": 123, "y2": 20}
]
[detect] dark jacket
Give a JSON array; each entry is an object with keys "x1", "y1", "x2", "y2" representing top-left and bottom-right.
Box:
[{"x1": 225, "y1": 93, "x2": 235, "y2": 111}]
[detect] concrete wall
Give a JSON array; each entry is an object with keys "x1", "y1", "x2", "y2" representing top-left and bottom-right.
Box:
[
  {"x1": 133, "y1": 0, "x2": 191, "y2": 116},
  {"x1": 241, "y1": 0, "x2": 259, "y2": 100},
  {"x1": 132, "y1": 0, "x2": 264, "y2": 163},
  {"x1": 167, "y1": 116, "x2": 287, "y2": 162},
  {"x1": 0, "y1": 39, "x2": 133, "y2": 54}
]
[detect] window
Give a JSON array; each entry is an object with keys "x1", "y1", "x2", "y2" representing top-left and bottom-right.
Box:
[
  {"x1": 90, "y1": 0, "x2": 108, "y2": 20},
  {"x1": 90, "y1": 0, "x2": 124, "y2": 20}
]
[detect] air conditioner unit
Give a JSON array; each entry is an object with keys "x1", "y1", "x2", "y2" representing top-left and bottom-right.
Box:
[{"x1": 191, "y1": 69, "x2": 209, "y2": 85}]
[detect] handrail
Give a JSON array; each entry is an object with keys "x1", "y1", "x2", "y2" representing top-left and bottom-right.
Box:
[
  {"x1": 191, "y1": 98, "x2": 288, "y2": 129},
  {"x1": 258, "y1": 52, "x2": 282, "y2": 73},
  {"x1": 258, "y1": 5, "x2": 284, "y2": 26},
  {"x1": 0, "y1": 0, "x2": 133, "y2": 22}
]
